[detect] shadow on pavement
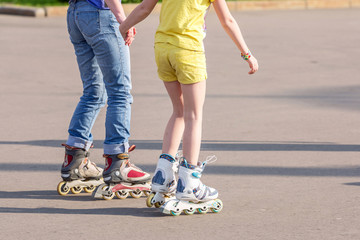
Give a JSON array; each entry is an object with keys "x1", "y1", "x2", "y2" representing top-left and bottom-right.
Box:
[
  {"x1": 1, "y1": 139, "x2": 360, "y2": 152},
  {"x1": 343, "y1": 182, "x2": 360, "y2": 187},
  {"x1": 0, "y1": 206, "x2": 164, "y2": 217},
  {"x1": 0, "y1": 190, "x2": 97, "y2": 201},
  {"x1": 1, "y1": 163, "x2": 359, "y2": 177},
  {"x1": 0, "y1": 190, "x2": 152, "y2": 202}
]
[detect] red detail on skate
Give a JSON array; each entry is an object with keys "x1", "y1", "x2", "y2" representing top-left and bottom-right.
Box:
[
  {"x1": 128, "y1": 145, "x2": 136, "y2": 152},
  {"x1": 127, "y1": 170, "x2": 145, "y2": 178},
  {"x1": 63, "y1": 154, "x2": 73, "y2": 167},
  {"x1": 104, "y1": 157, "x2": 112, "y2": 171},
  {"x1": 112, "y1": 184, "x2": 149, "y2": 192}
]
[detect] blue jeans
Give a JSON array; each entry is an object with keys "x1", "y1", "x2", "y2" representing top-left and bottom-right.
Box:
[{"x1": 66, "y1": 0, "x2": 132, "y2": 154}]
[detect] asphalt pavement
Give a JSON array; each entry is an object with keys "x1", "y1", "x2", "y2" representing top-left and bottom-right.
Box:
[{"x1": 0, "y1": 8, "x2": 360, "y2": 240}]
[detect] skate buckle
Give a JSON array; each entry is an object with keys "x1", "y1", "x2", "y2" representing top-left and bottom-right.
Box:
[{"x1": 192, "y1": 172, "x2": 202, "y2": 178}]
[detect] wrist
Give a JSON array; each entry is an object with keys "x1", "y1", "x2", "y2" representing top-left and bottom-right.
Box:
[
  {"x1": 115, "y1": 15, "x2": 126, "y2": 24},
  {"x1": 241, "y1": 51, "x2": 251, "y2": 61}
]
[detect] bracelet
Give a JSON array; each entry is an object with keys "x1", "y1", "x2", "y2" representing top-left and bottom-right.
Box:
[{"x1": 241, "y1": 51, "x2": 251, "y2": 60}]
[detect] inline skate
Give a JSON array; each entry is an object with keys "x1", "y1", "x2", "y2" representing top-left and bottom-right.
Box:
[
  {"x1": 161, "y1": 156, "x2": 223, "y2": 216},
  {"x1": 146, "y1": 153, "x2": 180, "y2": 208},
  {"x1": 92, "y1": 145, "x2": 151, "y2": 200},
  {"x1": 57, "y1": 144, "x2": 104, "y2": 195}
]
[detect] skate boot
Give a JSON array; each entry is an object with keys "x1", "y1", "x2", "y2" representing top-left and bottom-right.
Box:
[
  {"x1": 57, "y1": 144, "x2": 104, "y2": 196},
  {"x1": 146, "y1": 153, "x2": 180, "y2": 208},
  {"x1": 162, "y1": 155, "x2": 223, "y2": 216},
  {"x1": 92, "y1": 145, "x2": 151, "y2": 200}
]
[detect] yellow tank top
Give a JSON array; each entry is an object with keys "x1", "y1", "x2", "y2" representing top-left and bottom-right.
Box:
[{"x1": 155, "y1": 0, "x2": 213, "y2": 52}]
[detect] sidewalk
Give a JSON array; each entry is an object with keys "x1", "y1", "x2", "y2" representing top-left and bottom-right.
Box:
[{"x1": 0, "y1": 8, "x2": 360, "y2": 240}]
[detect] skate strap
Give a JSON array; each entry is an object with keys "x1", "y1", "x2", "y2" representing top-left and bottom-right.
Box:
[
  {"x1": 180, "y1": 159, "x2": 197, "y2": 169},
  {"x1": 62, "y1": 143, "x2": 80, "y2": 150},
  {"x1": 128, "y1": 145, "x2": 136, "y2": 152},
  {"x1": 160, "y1": 153, "x2": 176, "y2": 163},
  {"x1": 62, "y1": 143, "x2": 89, "y2": 157},
  {"x1": 117, "y1": 153, "x2": 130, "y2": 160}
]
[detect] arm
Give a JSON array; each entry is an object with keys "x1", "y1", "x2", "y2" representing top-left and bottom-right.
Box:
[
  {"x1": 105, "y1": 0, "x2": 127, "y2": 23},
  {"x1": 212, "y1": 0, "x2": 259, "y2": 74},
  {"x1": 105, "y1": 0, "x2": 136, "y2": 45},
  {"x1": 119, "y1": 0, "x2": 158, "y2": 39}
]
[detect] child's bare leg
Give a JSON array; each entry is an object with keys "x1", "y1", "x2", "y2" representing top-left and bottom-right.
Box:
[
  {"x1": 162, "y1": 81, "x2": 185, "y2": 157},
  {"x1": 181, "y1": 80, "x2": 206, "y2": 166}
]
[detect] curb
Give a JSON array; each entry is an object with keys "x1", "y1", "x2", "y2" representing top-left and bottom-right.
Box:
[
  {"x1": 1, "y1": 0, "x2": 360, "y2": 17},
  {"x1": 0, "y1": 4, "x2": 46, "y2": 17}
]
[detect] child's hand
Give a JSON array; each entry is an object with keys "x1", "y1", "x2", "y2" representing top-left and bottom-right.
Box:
[
  {"x1": 125, "y1": 27, "x2": 136, "y2": 46},
  {"x1": 119, "y1": 26, "x2": 136, "y2": 46},
  {"x1": 247, "y1": 56, "x2": 259, "y2": 75}
]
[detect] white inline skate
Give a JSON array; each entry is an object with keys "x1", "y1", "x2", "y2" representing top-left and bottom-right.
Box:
[
  {"x1": 161, "y1": 156, "x2": 223, "y2": 216},
  {"x1": 92, "y1": 145, "x2": 152, "y2": 200},
  {"x1": 57, "y1": 144, "x2": 104, "y2": 195},
  {"x1": 146, "y1": 153, "x2": 180, "y2": 208}
]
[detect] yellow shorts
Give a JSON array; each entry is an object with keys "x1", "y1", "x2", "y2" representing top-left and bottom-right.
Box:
[{"x1": 154, "y1": 43, "x2": 207, "y2": 84}]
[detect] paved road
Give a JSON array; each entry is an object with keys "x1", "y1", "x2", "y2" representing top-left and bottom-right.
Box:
[{"x1": 0, "y1": 8, "x2": 360, "y2": 240}]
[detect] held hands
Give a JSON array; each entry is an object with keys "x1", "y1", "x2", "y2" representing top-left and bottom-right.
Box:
[{"x1": 119, "y1": 25, "x2": 136, "y2": 46}]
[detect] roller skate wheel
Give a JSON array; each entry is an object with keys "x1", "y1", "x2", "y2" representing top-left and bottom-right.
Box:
[
  {"x1": 210, "y1": 199, "x2": 223, "y2": 213},
  {"x1": 71, "y1": 186, "x2": 83, "y2": 194},
  {"x1": 146, "y1": 193, "x2": 155, "y2": 208},
  {"x1": 84, "y1": 185, "x2": 96, "y2": 193},
  {"x1": 184, "y1": 208, "x2": 196, "y2": 215},
  {"x1": 115, "y1": 190, "x2": 129, "y2": 200},
  {"x1": 143, "y1": 190, "x2": 151, "y2": 197},
  {"x1": 197, "y1": 206, "x2": 208, "y2": 214},
  {"x1": 129, "y1": 189, "x2": 143, "y2": 199},
  {"x1": 170, "y1": 210, "x2": 181, "y2": 216},
  {"x1": 101, "y1": 185, "x2": 115, "y2": 200},
  {"x1": 57, "y1": 181, "x2": 70, "y2": 196},
  {"x1": 154, "y1": 202, "x2": 162, "y2": 208}
]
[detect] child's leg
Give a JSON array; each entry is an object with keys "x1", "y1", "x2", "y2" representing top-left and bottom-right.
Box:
[
  {"x1": 162, "y1": 81, "x2": 185, "y2": 157},
  {"x1": 181, "y1": 80, "x2": 206, "y2": 166}
]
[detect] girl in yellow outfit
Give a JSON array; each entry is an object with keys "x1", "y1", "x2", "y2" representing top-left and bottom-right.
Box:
[{"x1": 116, "y1": 0, "x2": 258, "y2": 215}]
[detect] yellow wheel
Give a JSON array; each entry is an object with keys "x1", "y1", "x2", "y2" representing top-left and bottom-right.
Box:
[
  {"x1": 115, "y1": 190, "x2": 129, "y2": 200},
  {"x1": 84, "y1": 185, "x2": 96, "y2": 193},
  {"x1": 71, "y1": 186, "x2": 83, "y2": 194},
  {"x1": 57, "y1": 181, "x2": 70, "y2": 196},
  {"x1": 210, "y1": 199, "x2": 223, "y2": 213},
  {"x1": 143, "y1": 190, "x2": 151, "y2": 197},
  {"x1": 184, "y1": 209, "x2": 196, "y2": 215},
  {"x1": 146, "y1": 193, "x2": 155, "y2": 208},
  {"x1": 154, "y1": 202, "x2": 162, "y2": 208},
  {"x1": 101, "y1": 185, "x2": 115, "y2": 200},
  {"x1": 129, "y1": 189, "x2": 143, "y2": 199}
]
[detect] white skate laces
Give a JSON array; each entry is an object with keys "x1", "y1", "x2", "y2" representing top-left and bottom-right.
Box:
[
  {"x1": 200, "y1": 155, "x2": 217, "y2": 167},
  {"x1": 174, "y1": 151, "x2": 183, "y2": 173},
  {"x1": 80, "y1": 159, "x2": 103, "y2": 178},
  {"x1": 192, "y1": 155, "x2": 217, "y2": 178}
]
